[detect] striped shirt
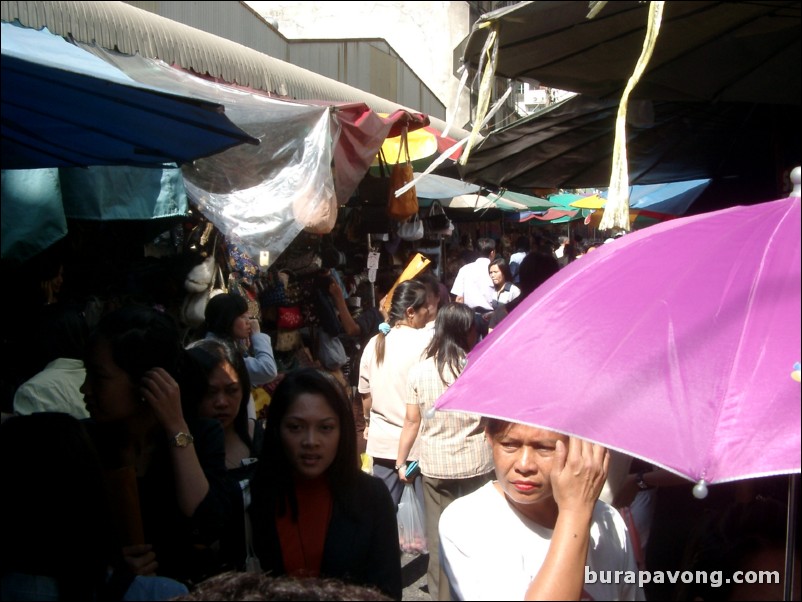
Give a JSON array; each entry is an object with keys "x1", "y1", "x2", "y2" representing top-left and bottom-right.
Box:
[{"x1": 406, "y1": 355, "x2": 494, "y2": 479}]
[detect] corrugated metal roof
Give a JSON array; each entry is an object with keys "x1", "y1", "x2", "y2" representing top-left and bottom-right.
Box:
[{"x1": 1, "y1": 0, "x2": 465, "y2": 136}]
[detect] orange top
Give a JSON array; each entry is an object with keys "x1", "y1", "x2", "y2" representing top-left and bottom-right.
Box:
[{"x1": 275, "y1": 476, "x2": 333, "y2": 577}]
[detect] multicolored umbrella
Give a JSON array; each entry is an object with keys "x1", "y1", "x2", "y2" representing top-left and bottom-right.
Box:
[{"x1": 437, "y1": 195, "x2": 801, "y2": 490}]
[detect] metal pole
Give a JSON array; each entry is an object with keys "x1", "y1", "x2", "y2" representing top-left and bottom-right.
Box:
[
  {"x1": 784, "y1": 473, "x2": 799, "y2": 601},
  {"x1": 367, "y1": 233, "x2": 376, "y2": 308}
]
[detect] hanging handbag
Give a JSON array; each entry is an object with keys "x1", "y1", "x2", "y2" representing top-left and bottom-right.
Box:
[
  {"x1": 278, "y1": 269, "x2": 304, "y2": 306},
  {"x1": 274, "y1": 328, "x2": 303, "y2": 352},
  {"x1": 424, "y1": 199, "x2": 452, "y2": 233},
  {"x1": 181, "y1": 265, "x2": 227, "y2": 327},
  {"x1": 228, "y1": 274, "x2": 260, "y2": 319},
  {"x1": 259, "y1": 269, "x2": 288, "y2": 307},
  {"x1": 317, "y1": 329, "x2": 348, "y2": 370},
  {"x1": 386, "y1": 127, "x2": 419, "y2": 221},
  {"x1": 277, "y1": 306, "x2": 304, "y2": 330},
  {"x1": 397, "y1": 213, "x2": 424, "y2": 241},
  {"x1": 358, "y1": 149, "x2": 391, "y2": 206}
]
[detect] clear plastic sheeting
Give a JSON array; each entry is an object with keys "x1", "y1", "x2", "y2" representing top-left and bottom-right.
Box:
[
  {"x1": 81, "y1": 47, "x2": 427, "y2": 265},
  {"x1": 81, "y1": 49, "x2": 337, "y2": 263},
  {"x1": 182, "y1": 102, "x2": 335, "y2": 262}
]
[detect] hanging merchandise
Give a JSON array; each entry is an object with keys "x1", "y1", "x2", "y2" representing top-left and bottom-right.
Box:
[
  {"x1": 382, "y1": 253, "x2": 431, "y2": 314},
  {"x1": 424, "y1": 200, "x2": 453, "y2": 236},
  {"x1": 276, "y1": 306, "x2": 304, "y2": 330},
  {"x1": 359, "y1": 150, "x2": 391, "y2": 205},
  {"x1": 397, "y1": 213, "x2": 424, "y2": 241},
  {"x1": 181, "y1": 264, "x2": 227, "y2": 327},
  {"x1": 259, "y1": 269, "x2": 289, "y2": 307},
  {"x1": 387, "y1": 126, "x2": 419, "y2": 221},
  {"x1": 274, "y1": 328, "x2": 303, "y2": 353},
  {"x1": 228, "y1": 274, "x2": 260, "y2": 319},
  {"x1": 278, "y1": 270, "x2": 304, "y2": 306},
  {"x1": 226, "y1": 234, "x2": 260, "y2": 285}
]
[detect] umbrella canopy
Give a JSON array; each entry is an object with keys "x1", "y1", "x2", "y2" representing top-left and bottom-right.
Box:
[
  {"x1": 568, "y1": 180, "x2": 711, "y2": 212},
  {"x1": 436, "y1": 195, "x2": 801, "y2": 488},
  {"x1": 414, "y1": 172, "x2": 481, "y2": 200},
  {"x1": 458, "y1": 92, "x2": 801, "y2": 191},
  {"x1": 378, "y1": 124, "x2": 462, "y2": 165},
  {"x1": 1, "y1": 22, "x2": 257, "y2": 169},
  {"x1": 461, "y1": 1, "x2": 801, "y2": 105}
]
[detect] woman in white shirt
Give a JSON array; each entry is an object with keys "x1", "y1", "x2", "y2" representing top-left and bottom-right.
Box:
[
  {"x1": 487, "y1": 257, "x2": 521, "y2": 331},
  {"x1": 358, "y1": 279, "x2": 431, "y2": 507}
]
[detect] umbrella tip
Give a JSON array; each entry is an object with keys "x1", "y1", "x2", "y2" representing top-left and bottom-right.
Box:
[
  {"x1": 790, "y1": 166, "x2": 800, "y2": 198},
  {"x1": 693, "y1": 480, "x2": 709, "y2": 499},
  {"x1": 424, "y1": 407, "x2": 437, "y2": 420}
]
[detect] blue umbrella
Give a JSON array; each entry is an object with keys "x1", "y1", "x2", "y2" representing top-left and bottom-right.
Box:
[{"x1": 1, "y1": 22, "x2": 257, "y2": 169}]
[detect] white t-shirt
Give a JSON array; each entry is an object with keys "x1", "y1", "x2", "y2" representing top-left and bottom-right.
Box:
[
  {"x1": 358, "y1": 326, "x2": 431, "y2": 460},
  {"x1": 450, "y1": 258, "x2": 494, "y2": 311},
  {"x1": 439, "y1": 481, "x2": 644, "y2": 601}
]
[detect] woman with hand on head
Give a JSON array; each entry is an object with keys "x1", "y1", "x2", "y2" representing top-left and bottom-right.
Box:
[
  {"x1": 81, "y1": 305, "x2": 234, "y2": 586},
  {"x1": 203, "y1": 293, "x2": 277, "y2": 387},
  {"x1": 249, "y1": 368, "x2": 402, "y2": 600},
  {"x1": 439, "y1": 419, "x2": 642, "y2": 601}
]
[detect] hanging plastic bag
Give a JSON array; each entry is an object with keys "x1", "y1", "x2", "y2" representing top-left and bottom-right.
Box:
[{"x1": 397, "y1": 484, "x2": 427, "y2": 555}]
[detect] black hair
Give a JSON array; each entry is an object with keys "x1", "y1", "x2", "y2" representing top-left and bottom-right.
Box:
[
  {"x1": 187, "y1": 338, "x2": 253, "y2": 452},
  {"x1": 674, "y1": 496, "x2": 793, "y2": 601},
  {"x1": 375, "y1": 280, "x2": 428, "y2": 366},
  {"x1": 476, "y1": 237, "x2": 496, "y2": 257},
  {"x1": 0, "y1": 413, "x2": 114, "y2": 600},
  {"x1": 424, "y1": 303, "x2": 475, "y2": 384},
  {"x1": 251, "y1": 368, "x2": 359, "y2": 522},
  {"x1": 204, "y1": 293, "x2": 249, "y2": 339},
  {"x1": 516, "y1": 251, "x2": 560, "y2": 298},
  {"x1": 171, "y1": 571, "x2": 392, "y2": 601},
  {"x1": 89, "y1": 304, "x2": 204, "y2": 418},
  {"x1": 488, "y1": 256, "x2": 514, "y2": 285},
  {"x1": 39, "y1": 303, "x2": 89, "y2": 363}
]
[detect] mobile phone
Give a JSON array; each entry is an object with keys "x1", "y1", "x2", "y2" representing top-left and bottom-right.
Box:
[{"x1": 405, "y1": 460, "x2": 420, "y2": 479}]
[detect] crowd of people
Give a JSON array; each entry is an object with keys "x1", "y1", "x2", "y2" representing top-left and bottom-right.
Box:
[{"x1": 1, "y1": 227, "x2": 796, "y2": 602}]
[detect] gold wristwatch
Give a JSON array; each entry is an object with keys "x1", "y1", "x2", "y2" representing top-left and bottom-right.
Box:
[{"x1": 170, "y1": 431, "x2": 195, "y2": 448}]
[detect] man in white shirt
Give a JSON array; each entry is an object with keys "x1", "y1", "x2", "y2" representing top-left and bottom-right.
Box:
[
  {"x1": 13, "y1": 304, "x2": 90, "y2": 420},
  {"x1": 450, "y1": 237, "x2": 496, "y2": 337},
  {"x1": 509, "y1": 236, "x2": 530, "y2": 283},
  {"x1": 440, "y1": 419, "x2": 644, "y2": 601}
]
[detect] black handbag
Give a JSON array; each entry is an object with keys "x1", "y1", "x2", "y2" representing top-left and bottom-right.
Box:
[
  {"x1": 358, "y1": 150, "x2": 390, "y2": 206},
  {"x1": 425, "y1": 200, "x2": 452, "y2": 233}
]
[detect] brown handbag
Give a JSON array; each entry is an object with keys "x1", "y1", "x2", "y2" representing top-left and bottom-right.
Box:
[{"x1": 387, "y1": 127, "x2": 419, "y2": 221}]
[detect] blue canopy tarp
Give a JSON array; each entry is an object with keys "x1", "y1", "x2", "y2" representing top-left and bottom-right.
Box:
[{"x1": 1, "y1": 22, "x2": 257, "y2": 169}]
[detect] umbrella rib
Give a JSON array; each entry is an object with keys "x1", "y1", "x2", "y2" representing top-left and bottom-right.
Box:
[
  {"x1": 641, "y1": 2, "x2": 800, "y2": 102},
  {"x1": 464, "y1": 102, "x2": 616, "y2": 188},
  {"x1": 495, "y1": 4, "x2": 647, "y2": 80}
]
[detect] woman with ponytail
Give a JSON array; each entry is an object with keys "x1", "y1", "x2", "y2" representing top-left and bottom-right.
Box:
[{"x1": 357, "y1": 279, "x2": 430, "y2": 506}]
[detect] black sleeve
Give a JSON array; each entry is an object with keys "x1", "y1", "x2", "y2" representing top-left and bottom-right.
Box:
[{"x1": 186, "y1": 418, "x2": 238, "y2": 544}]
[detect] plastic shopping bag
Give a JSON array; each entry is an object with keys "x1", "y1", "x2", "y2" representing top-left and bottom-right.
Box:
[{"x1": 397, "y1": 483, "x2": 427, "y2": 555}]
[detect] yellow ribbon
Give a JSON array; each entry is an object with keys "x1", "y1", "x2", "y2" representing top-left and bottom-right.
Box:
[{"x1": 600, "y1": 1, "x2": 664, "y2": 232}]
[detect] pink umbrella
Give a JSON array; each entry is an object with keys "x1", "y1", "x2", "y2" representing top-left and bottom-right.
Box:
[{"x1": 436, "y1": 195, "x2": 801, "y2": 491}]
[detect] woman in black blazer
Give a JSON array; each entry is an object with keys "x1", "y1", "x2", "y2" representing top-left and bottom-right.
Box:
[{"x1": 249, "y1": 368, "x2": 402, "y2": 600}]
